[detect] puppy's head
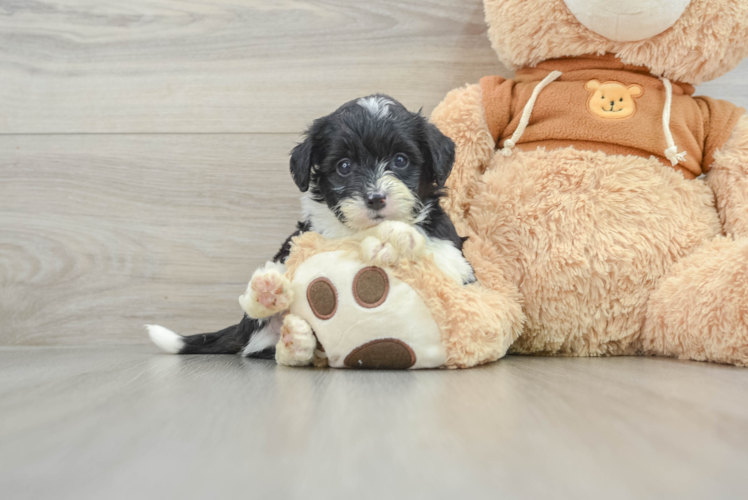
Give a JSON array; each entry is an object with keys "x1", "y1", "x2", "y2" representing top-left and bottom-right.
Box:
[{"x1": 290, "y1": 95, "x2": 455, "y2": 231}]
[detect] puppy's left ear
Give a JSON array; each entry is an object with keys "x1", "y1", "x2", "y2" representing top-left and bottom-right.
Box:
[
  {"x1": 422, "y1": 120, "x2": 455, "y2": 186},
  {"x1": 290, "y1": 116, "x2": 330, "y2": 192},
  {"x1": 289, "y1": 138, "x2": 313, "y2": 192}
]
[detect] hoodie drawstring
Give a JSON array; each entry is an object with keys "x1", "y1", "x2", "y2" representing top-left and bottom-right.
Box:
[
  {"x1": 659, "y1": 76, "x2": 687, "y2": 166},
  {"x1": 500, "y1": 70, "x2": 563, "y2": 156}
]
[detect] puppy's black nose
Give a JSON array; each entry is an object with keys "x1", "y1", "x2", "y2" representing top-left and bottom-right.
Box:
[
  {"x1": 610, "y1": 101, "x2": 615, "y2": 107},
  {"x1": 366, "y1": 192, "x2": 387, "y2": 211}
]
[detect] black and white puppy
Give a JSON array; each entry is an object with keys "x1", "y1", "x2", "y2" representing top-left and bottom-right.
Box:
[{"x1": 147, "y1": 95, "x2": 474, "y2": 357}]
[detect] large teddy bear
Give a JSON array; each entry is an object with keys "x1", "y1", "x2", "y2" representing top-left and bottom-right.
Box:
[{"x1": 426, "y1": 0, "x2": 748, "y2": 366}]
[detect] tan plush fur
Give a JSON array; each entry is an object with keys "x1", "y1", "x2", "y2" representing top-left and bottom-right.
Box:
[
  {"x1": 284, "y1": 232, "x2": 524, "y2": 368},
  {"x1": 484, "y1": 0, "x2": 748, "y2": 84},
  {"x1": 464, "y1": 147, "x2": 721, "y2": 356},
  {"x1": 430, "y1": 83, "x2": 495, "y2": 231},
  {"x1": 427, "y1": 0, "x2": 748, "y2": 366},
  {"x1": 642, "y1": 237, "x2": 748, "y2": 366}
]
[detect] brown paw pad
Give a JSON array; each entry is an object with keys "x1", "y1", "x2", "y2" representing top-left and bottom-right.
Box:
[
  {"x1": 353, "y1": 267, "x2": 389, "y2": 308},
  {"x1": 344, "y1": 338, "x2": 415, "y2": 369},
  {"x1": 307, "y1": 277, "x2": 338, "y2": 320}
]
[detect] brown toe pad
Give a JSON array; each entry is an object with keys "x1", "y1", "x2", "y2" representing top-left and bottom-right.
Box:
[
  {"x1": 353, "y1": 267, "x2": 389, "y2": 308},
  {"x1": 344, "y1": 338, "x2": 416, "y2": 369},
  {"x1": 307, "y1": 277, "x2": 338, "y2": 320}
]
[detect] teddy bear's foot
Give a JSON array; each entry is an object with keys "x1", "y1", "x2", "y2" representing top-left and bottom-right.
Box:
[
  {"x1": 275, "y1": 314, "x2": 316, "y2": 366},
  {"x1": 238, "y1": 263, "x2": 294, "y2": 319}
]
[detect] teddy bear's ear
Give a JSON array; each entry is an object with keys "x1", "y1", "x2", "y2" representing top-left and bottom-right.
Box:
[
  {"x1": 584, "y1": 79, "x2": 601, "y2": 91},
  {"x1": 627, "y1": 84, "x2": 643, "y2": 97},
  {"x1": 421, "y1": 118, "x2": 455, "y2": 187}
]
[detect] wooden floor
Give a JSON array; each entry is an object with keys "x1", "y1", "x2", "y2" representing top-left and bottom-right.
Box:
[{"x1": 1, "y1": 346, "x2": 747, "y2": 500}]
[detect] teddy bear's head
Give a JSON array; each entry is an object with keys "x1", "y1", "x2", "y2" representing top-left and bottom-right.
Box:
[{"x1": 484, "y1": 0, "x2": 748, "y2": 84}]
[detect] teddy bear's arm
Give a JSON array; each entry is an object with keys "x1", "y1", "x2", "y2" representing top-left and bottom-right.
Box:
[
  {"x1": 707, "y1": 114, "x2": 748, "y2": 237},
  {"x1": 430, "y1": 84, "x2": 496, "y2": 228}
]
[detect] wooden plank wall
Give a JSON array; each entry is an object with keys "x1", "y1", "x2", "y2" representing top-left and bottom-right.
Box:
[{"x1": 1, "y1": 1, "x2": 747, "y2": 345}]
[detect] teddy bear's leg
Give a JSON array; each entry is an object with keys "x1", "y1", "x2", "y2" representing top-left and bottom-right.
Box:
[
  {"x1": 641, "y1": 237, "x2": 748, "y2": 366},
  {"x1": 275, "y1": 314, "x2": 316, "y2": 367},
  {"x1": 441, "y1": 283, "x2": 525, "y2": 369},
  {"x1": 238, "y1": 261, "x2": 294, "y2": 319}
]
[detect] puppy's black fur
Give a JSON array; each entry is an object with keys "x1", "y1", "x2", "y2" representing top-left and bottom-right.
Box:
[{"x1": 161, "y1": 95, "x2": 471, "y2": 357}]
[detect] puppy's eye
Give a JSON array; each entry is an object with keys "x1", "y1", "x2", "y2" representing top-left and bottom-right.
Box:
[
  {"x1": 337, "y1": 159, "x2": 352, "y2": 176},
  {"x1": 393, "y1": 154, "x2": 409, "y2": 169},
  {"x1": 619, "y1": 98, "x2": 623, "y2": 102}
]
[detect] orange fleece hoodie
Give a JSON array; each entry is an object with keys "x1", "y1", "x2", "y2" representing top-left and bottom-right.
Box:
[{"x1": 480, "y1": 54, "x2": 744, "y2": 179}]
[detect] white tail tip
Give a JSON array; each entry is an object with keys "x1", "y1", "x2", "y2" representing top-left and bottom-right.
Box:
[{"x1": 146, "y1": 324, "x2": 185, "y2": 354}]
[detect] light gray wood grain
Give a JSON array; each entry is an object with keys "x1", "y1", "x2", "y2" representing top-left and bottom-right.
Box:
[
  {"x1": 0, "y1": 134, "x2": 301, "y2": 345},
  {"x1": 0, "y1": 0, "x2": 504, "y2": 134},
  {"x1": 2, "y1": 0, "x2": 745, "y2": 135},
  {"x1": 1, "y1": 346, "x2": 747, "y2": 500}
]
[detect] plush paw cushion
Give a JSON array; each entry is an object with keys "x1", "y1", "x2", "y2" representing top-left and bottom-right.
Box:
[{"x1": 288, "y1": 251, "x2": 446, "y2": 369}]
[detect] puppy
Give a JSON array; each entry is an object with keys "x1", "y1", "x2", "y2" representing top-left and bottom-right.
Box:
[{"x1": 147, "y1": 95, "x2": 474, "y2": 358}]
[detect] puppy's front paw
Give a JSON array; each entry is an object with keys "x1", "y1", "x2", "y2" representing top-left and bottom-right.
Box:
[
  {"x1": 275, "y1": 314, "x2": 316, "y2": 366},
  {"x1": 239, "y1": 267, "x2": 294, "y2": 319},
  {"x1": 360, "y1": 236, "x2": 398, "y2": 266},
  {"x1": 376, "y1": 220, "x2": 425, "y2": 260}
]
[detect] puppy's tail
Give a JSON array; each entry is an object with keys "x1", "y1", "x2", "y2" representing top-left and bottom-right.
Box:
[{"x1": 146, "y1": 315, "x2": 278, "y2": 358}]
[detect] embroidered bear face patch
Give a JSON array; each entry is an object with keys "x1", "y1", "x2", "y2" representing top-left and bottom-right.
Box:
[{"x1": 584, "y1": 80, "x2": 643, "y2": 120}]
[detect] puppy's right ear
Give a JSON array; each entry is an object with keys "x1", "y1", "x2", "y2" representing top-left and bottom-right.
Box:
[{"x1": 290, "y1": 138, "x2": 313, "y2": 192}]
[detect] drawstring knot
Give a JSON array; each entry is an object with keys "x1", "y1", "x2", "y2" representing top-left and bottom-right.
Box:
[
  {"x1": 664, "y1": 145, "x2": 687, "y2": 165},
  {"x1": 501, "y1": 139, "x2": 516, "y2": 156}
]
